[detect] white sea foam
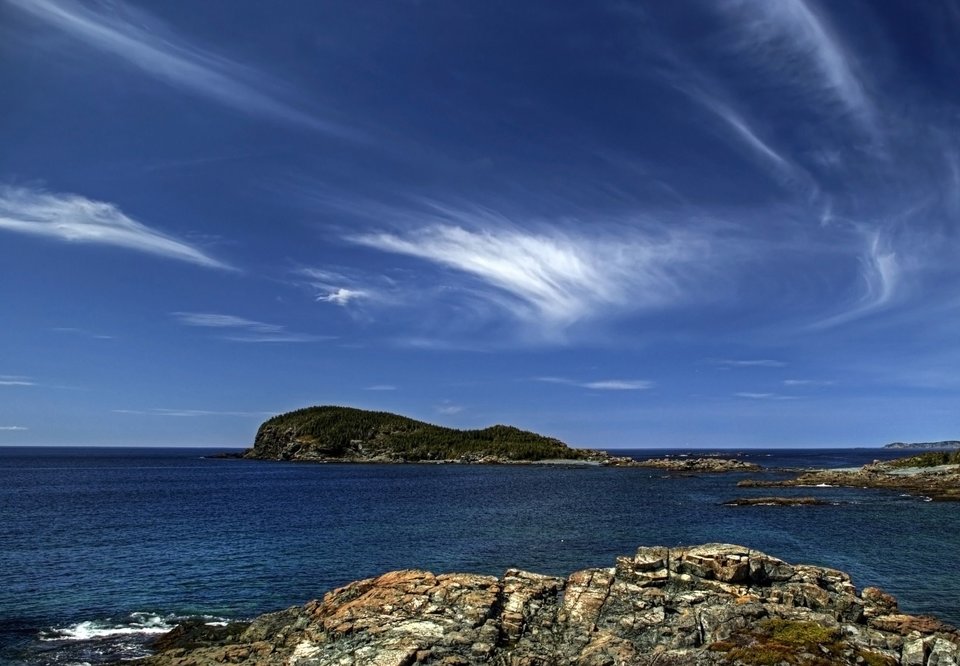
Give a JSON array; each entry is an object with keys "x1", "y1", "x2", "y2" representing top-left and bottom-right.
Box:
[{"x1": 41, "y1": 612, "x2": 176, "y2": 641}]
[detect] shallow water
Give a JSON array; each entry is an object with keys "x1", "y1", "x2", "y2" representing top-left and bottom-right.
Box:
[{"x1": 1, "y1": 446, "x2": 956, "y2": 664}]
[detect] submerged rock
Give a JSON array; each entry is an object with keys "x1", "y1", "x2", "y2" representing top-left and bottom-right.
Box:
[{"x1": 137, "y1": 544, "x2": 959, "y2": 665}]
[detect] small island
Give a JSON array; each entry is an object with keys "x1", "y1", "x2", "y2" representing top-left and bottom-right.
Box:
[
  {"x1": 137, "y1": 543, "x2": 960, "y2": 665},
  {"x1": 738, "y1": 450, "x2": 960, "y2": 501},
  {"x1": 240, "y1": 405, "x2": 636, "y2": 465},
  {"x1": 635, "y1": 457, "x2": 761, "y2": 473}
]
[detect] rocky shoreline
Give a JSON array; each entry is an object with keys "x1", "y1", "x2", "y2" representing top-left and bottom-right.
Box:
[
  {"x1": 135, "y1": 544, "x2": 959, "y2": 666},
  {"x1": 722, "y1": 496, "x2": 831, "y2": 507},
  {"x1": 738, "y1": 459, "x2": 960, "y2": 502}
]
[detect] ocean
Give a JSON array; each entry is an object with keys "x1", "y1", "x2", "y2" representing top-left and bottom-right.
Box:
[{"x1": 1, "y1": 446, "x2": 957, "y2": 665}]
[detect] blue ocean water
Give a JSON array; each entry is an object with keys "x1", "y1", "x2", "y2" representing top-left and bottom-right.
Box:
[{"x1": 1, "y1": 446, "x2": 957, "y2": 665}]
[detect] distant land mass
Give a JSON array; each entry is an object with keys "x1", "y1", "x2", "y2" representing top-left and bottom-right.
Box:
[
  {"x1": 884, "y1": 440, "x2": 960, "y2": 450},
  {"x1": 242, "y1": 405, "x2": 622, "y2": 464}
]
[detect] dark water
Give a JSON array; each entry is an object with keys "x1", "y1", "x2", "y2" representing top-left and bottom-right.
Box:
[{"x1": 1, "y1": 446, "x2": 957, "y2": 664}]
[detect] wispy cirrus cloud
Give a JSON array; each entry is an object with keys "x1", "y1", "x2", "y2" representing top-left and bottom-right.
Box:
[
  {"x1": 535, "y1": 377, "x2": 653, "y2": 391},
  {"x1": 113, "y1": 408, "x2": 272, "y2": 417},
  {"x1": 5, "y1": 0, "x2": 351, "y2": 136},
  {"x1": 0, "y1": 426, "x2": 28, "y2": 431},
  {"x1": 712, "y1": 359, "x2": 786, "y2": 368},
  {"x1": 171, "y1": 312, "x2": 328, "y2": 343},
  {"x1": 349, "y1": 204, "x2": 720, "y2": 330},
  {"x1": 364, "y1": 384, "x2": 397, "y2": 391},
  {"x1": 299, "y1": 268, "x2": 377, "y2": 307},
  {"x1": 52, "y1": 327, "x2": 115, "y2": 340},
  {"x1": 810, "y1": 231, "x2": 901, "y2": 329},
  {"x1": 735, "y1": 392, "x2": 796, "y2": 400},
  {"x1": 0, "y1": 185, "x2": 229, "y2": 269},
  {"x1": 719, "y1": 0, "x2": 874, "y2": 129},
  {"x1": 0, "y1": 375, "x2": 36, "y2": 386},
  {"x1": 783, "y1": 379, "x2": 834, "y2": 387}
]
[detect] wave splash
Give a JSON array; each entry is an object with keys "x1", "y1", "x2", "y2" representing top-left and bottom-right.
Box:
[{"x1": 40, "y1": 611, "x2": 230, "y2": 641}]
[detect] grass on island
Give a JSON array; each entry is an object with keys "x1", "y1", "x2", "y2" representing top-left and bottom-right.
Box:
[
  {"x1": 258, "y1": 405, "x2": 585, "y2": 461},
  {"x1": 886, "y1": 450, "x2": 960, "y2": 469},
  {"x1": 709, "y1": 619, "x2": 895, "y2": 666}
]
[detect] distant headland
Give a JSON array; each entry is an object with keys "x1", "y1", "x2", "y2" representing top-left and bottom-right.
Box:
[{"x1": 884, "y1": 440, "x2": 960, "y2": 450}]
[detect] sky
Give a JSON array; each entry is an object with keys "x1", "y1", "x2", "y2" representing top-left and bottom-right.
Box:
[{"x1": 2, "y1": 0, "x2": 959, "y2": 448}]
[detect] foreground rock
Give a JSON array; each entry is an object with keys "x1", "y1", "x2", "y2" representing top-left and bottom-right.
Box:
[
  {"x1": 723, "y1": 496, "x2": 831, "y2": 507},
  {"x1": 137, "y1": 544, "x2": 959, "y2": 665},
  {"x1": 636, "y1": 457, "x2": 761, "y2": 473},
  {"x1": 738, "y1": 457, "x2": 960, "y2": 502}
]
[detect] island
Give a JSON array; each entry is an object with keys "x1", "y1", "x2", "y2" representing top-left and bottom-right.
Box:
[
  {"x1": 884, "y1": 441, "x2": 960, "y2": 450},
  {"x1": 240, "y1": 405, "x2": 637, "y2": 465},
  {"x1": 738, "y1": 451, "x2": 960, "y2": 501},
  {"x1": 137, "y1": 543, "x2": 959, "y2": 665},
  {"x1": 635, "y1": 457, "x2": 761, "y2": 473}
]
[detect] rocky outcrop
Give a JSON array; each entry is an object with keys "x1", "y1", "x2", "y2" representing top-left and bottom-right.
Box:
[
  {"x1": 722, "y1": 496, "x2": 831, "y2": 507},
  {"x1": 885, "y1": 441, "x2": 960, "y2": 450},
  {"x1": 138, "y1": 544, "x2": 959, "y2": 665},
  {"x1": 636, "y1": 457, "x2": 761, "y2": 473},
  {"x1": 738, "y1": 460, "x2": 960, "y2": 502}
]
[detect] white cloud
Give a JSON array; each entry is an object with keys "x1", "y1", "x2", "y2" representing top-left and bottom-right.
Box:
[
  {"x1": 713, "y1": 359, "x2": 786, "y2": 368},
  {"x1": 722, "y1": 0, "x2": 873, "y2": 128},
  {"x1": 0, "y1": 185, "x2": 229, "y2": 269},
  {"x1": 0, "y1": 375, "x2": 36, "y2": 386},
  {"x1": 0, "y1": 426, "x2": 28, "y2": 431},
  {"x1": 6, "y1": 0, "x2": 350, "y2": 135},
  {"x1": 318, "y1": 287, "x2": 369, "y2": 306},
  {"x1": 171, "y1": 312, "x2": 327, "y2": 343},
  {"x1": 436, "y1": 404, "x2": 464, "y2": 415},
  {"x1": 113, "y1": 408, "x2": 271, "y2": 417},
  {"x1": 536, "y1": 377, "x2": 653, "y2": 391},
  {"x1": 810, "y1": 231, "x2": 901, "y2": 329},
  {"x1": 364, "y1": 384, "x2": 397, "y2": 391},
  {"x1": 735, "y1": 392, "x2": 796, "y2": 400},
  {"x1": 783, "y1": 379, "x2": 834, "y2": 387},
  {"x1": 351, "y1": 213, "x2": 713, "y2": 328}
]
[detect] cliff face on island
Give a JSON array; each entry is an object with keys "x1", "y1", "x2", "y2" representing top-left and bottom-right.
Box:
[
  {"x1": 242, "y1": 406, "x2": 621, "y2": 464},
  {"x1": 141, "y1": 544, "x2": 959, "y2": 666}
]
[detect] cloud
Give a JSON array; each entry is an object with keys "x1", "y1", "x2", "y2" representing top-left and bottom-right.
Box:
[
  {"x1": 6, "y1": 0, "x2": 351, "y2": 136},
  {"x1": 735, "y1": 392, "x2": 796, "y2": 400},
  {"x1": 713, "y1": 359, "x2": 786, "y2": 368},
  {"x1": 364, "y1": 384, "x2": 397, "y2": 391},
  {"x1": 783, "y1": 379, "x2": 834, "y2": 387},
  {"x1": 0, "y1": 426, "x2": 28, "y2": 431},
  {"x1": 0, "y1": 185, "x2": 229, "y2": 269},
  {"x1": 0, "y1": 375, "x2": 36, "y2": 386},
  {"x1": 171, "y1": 312, "x2": 327, "y2": 343},
  {"x1": 298, "y1": 268, "x2": 379, "y2": 307},
  {"x1": 436, "y1": 404, "x2": 464, "y2": 415},
  {"x1": 113, "y1": 408, "x2": 272, "y2": 417},
  {"x1": 810, "y1": 231, "x2": 901, "y2": 329},
  {"x1": 317, "y1": 287, "x2": 369, "y2": 306},
  {"x1": 350, "y1": 208, "x2": 715, "y2": 329},
  {"x1": 535, "y1": 377, "x2": 654, "y2": 391},
  {"x1": 52, "y1": 327, "x2": 115, "y2": 340},
  {"x1": 721, "y1": 0, "x2": 873, "y2": 128}
]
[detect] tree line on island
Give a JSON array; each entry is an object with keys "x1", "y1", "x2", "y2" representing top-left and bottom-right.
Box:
[{"x1": 244, "y1": 405, "x2": 595, "y2": 463}]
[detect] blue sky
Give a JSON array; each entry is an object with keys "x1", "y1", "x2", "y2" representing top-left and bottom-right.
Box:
[{"x1": 2, "y1": 0, "x2": 959, "y2": 448}]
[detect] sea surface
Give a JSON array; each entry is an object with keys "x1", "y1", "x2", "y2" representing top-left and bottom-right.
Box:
[{"x1": 1, "y1": 446, "x2": 958, "y2": 665}]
